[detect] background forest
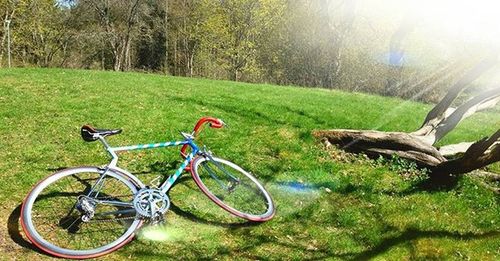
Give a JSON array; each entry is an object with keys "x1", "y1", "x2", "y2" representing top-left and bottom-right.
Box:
[{"x1": 1, "y1": 0, "x2": 499, "y2": 103}]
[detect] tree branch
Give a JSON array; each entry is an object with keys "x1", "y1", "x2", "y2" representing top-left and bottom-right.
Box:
[
  {"x1": 432, "y1": 129, "x2": 500, "y2": 175},
  {"x1": 432, "y1": 86, "x2": 500, "y2": 143},
  {"x1": 313, "y1": 129, "x2": 446, "y2": 166},
  {"x1": 419, "y1": 56, "x2": 498, "y2": 128}
]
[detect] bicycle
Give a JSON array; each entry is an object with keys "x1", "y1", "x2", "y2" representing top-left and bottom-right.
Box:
[{"x1": 20, "y1": 117, "x2": 275, "y2": 259}]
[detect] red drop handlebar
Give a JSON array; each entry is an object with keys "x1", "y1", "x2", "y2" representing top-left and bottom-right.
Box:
[
  {"x1": 192, "y1": 117, "x2": 225, "y2": 131},
  {"x1": 180, "y1": 117, "x2": 225, "y2": 159}
]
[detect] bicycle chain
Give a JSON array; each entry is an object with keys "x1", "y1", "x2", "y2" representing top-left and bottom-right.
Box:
[
  {"x1": 84, "y1": 194, "x2": 140, "y2": 224},
  {"x1": 83, "y1": 190, "x2": 166, "y2": 224},
  {"x1": 87, "y1": 215, "x2": 139, "y2": 223}
]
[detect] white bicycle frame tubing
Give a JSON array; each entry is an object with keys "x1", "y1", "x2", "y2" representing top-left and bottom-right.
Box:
[{"x1": 97, "y1": 135, "x2": 199, "y2": 194}]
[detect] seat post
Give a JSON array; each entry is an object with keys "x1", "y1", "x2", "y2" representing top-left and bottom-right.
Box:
[{"x1": 98, "y1": 136, "x2": 119, "y2": 167}]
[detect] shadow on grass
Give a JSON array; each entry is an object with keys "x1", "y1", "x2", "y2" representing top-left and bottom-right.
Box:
[
  {"x1": 128, "y1": 216, "x2": 500, "y2": 260},
  {"x1": 352, "y1": 229, "x2": 500, "y2": 260},
  {"x1": 167, "y1": 95, "x2": 304, "y2": 128},
  {"x1": 129, "y1": 232, "x2": 354, "y2": 260},
  {"x1": 390, "y1": 175, "x2": 466, "y2": 197},
  {"x1": 46, "y1": 166, "x2": 68, "y2": 172},
  {"x1": 46, "y1": 159, "x2": 185, "y2": 185},
  {"x1": 8, "y1": 173, "x2": 95, "y2": 257},
  {"x1": 168, "y1": 202, "x2": 262, "y2": 229},
  {"x1": 9, "y1": 178, "x2": 498, "y2": 260}
]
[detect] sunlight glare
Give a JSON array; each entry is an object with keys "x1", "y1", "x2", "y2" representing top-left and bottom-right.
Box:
[
  {"x1": 410, "y1": 0, "x2": 500, "y2": 45},
  {"x1": 139, "y1": 224, "x2": 174, "y2": 242}
]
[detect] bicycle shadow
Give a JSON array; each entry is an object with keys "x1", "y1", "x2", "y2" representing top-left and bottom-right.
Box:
[
  {"x1": 8, "y1": 172, "x2": 136, "y2": 257},
  {"x1": 143, "y1": 161, "x2": 263, "y2": 228},
  {"x1": 7, "y1": 204, "x2": 47, "y2": 255},
  {"x1": 167, "y1": 202, "x2": 261, "y2": 229},
  {"x1": 8, "y1": 172, "x2": 93, "y2": 256}
]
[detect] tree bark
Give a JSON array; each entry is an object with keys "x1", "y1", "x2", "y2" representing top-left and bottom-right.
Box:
[
  {"x1": 432, "y1": 130, "x2": 500, "y2": 175},
  {"x1": 314, "y1": 128, "x2": 500, "y2": 177},
  {"x1": 314, "y1": 129, "x2": 445, "y2": 166}
]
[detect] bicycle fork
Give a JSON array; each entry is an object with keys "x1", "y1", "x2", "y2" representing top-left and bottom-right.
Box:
[{"x1": 200, "y1": 151, "x2": 240, "y2": 193}]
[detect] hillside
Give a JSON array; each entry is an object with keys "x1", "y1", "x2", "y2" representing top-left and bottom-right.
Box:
[{"x1": 0, "y1": 68, "x2": 499, "y2": 260}]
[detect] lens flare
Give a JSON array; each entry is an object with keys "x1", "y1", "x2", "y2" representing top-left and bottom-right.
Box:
[
  {"x1": 274, "y1": 181, "x2": 319, "y2": 195},
  {"x1": 138, "y1": 224, "x2": 175, "y2": 242}
]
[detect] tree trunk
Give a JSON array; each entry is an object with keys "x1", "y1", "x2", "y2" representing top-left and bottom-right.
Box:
[
  {"x1": 164, "y1": 0, "x2": 169, "y2": 75},
  {"x1": 125, "y1": 39, "x2": 131, "y2": 70},
  {"x1": 173, "y1": 32, "x2": 177, "y2": 75},
  {"x1": 114, "y1": 41, "x2": 123, "y2": 71},
  {"x1": 101, "y1": 49, "x2": 105, "y2": 70}
]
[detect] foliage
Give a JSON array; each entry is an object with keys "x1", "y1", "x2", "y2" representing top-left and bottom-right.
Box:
[
  {"x1": 1, "y1": 0, "x2": 493, "y2": 102},
  {"x1": 375, "y1": 155, "x2": 429, "y2": 184},
  {"x1": 1, "y1": 0, "x2": 72, "y2": 67}
]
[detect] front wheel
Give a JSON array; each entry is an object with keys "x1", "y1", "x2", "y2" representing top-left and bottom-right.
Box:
[
  {"x1": 191, "y1": 156, "x2": 275, "y2": 221},
  {"x1": 20, "y1": 167, "x2": 142, "y2": 259}
]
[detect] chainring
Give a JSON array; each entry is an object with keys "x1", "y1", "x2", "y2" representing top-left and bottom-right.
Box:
[{"x1": 133, "y1": 188, "x2": 170, "y2": 220}]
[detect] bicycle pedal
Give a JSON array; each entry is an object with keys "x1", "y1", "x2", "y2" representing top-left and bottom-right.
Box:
[{"x1": 150, "y1": 213, "x2": 165, "y2": 225}]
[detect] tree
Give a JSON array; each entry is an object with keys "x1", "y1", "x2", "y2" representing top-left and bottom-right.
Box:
[
  {"x1": 76, "y1": 0, "x2": 143, "y2": 71},
  {"x1": 0, "y1": 0, "x2": 73, "y2": 67},
  {"x1": 0, "y1": 0, "x2": 24, "y2": 67},
  {"x1": 167, "y1": 0, "x2": 204, "y2": 76},
  {"x1": 314, "y1": 56, "x2": 500, "y2": 186},
  {"x1": 163, "y1": 0, "x2": 169, "y2": 74},
  {"x1": 384, "y1": 13, "x2": 416, "y2": 96},
  {"x1": 134, "y1": 0, "x2": 167, "y2": 71},
  {"x1": 218, "y1": 0, "x2": 260, "y2": 81},
  {"x1": 257, "y1": 0, "x2": 357, "y2": 88}
]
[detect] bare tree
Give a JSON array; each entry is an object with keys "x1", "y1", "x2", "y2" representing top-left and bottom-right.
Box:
[
  {"x1": 321, "y1": 0, "x2": 358, "y2": 88},
  {"x1": 84, "y1": 0, "x2": 142, "y2": 71},
  {"x1": 0, "y1": 1, "x2": 17, "y2": 67}
]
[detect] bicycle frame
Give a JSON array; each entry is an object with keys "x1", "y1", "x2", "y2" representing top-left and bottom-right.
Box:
[
  {"x1": 97, "y1": 134, "x2": 200, "y2": 194},
  {"x1": 83, "y1": 117, "x2": 225, "y2": 210}
]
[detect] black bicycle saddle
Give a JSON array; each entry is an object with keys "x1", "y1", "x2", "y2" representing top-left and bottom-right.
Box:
[{"x1": 81, "y1": 125, "x2": 122, "y2": 142}]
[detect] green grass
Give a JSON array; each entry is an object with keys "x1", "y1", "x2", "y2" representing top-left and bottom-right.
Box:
[{"x1": 0, "y1": 68, "x2": 499, "y2": 260}]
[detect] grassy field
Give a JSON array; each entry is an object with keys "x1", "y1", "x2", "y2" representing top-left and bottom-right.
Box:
[{"x1": 0, "y1": 68, "x2": 499, "y2": 260}]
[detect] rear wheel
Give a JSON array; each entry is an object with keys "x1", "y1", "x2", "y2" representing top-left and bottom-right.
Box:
[
  {"x1": 21, "y1": 167, "x2": 142, "y2": 259},
  {"x1": 191, "y1": 156, "x2": 275, "y2": 221}
]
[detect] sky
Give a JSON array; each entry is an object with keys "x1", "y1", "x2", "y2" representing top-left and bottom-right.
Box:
[
  {"x1": 361, "y1": 0, "x2": 500, "y2": 45},
  {"x1": 357, "y1": 0, "x2": 500, "y2": 85}
]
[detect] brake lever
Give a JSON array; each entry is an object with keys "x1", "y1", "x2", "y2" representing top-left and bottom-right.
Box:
[{"x1": 179, "y1": 131, "x2": 194, "y2": 140}]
